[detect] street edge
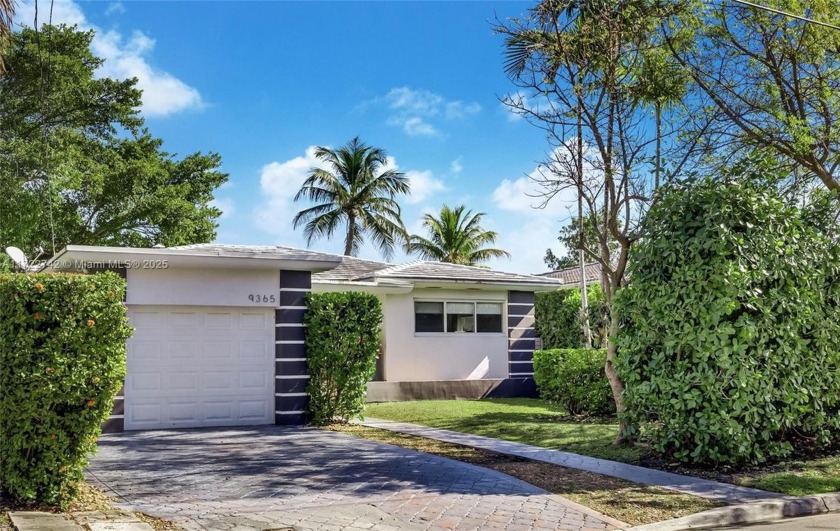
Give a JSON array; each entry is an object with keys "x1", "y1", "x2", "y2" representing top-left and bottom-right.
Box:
[{"x1": 626, "y1": 492, "x2": 840, "y2": 530}]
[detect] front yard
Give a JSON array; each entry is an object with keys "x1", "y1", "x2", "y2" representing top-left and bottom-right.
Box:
[{"x1": 364, "y1": 398, "x2": 840, "y2": 497}]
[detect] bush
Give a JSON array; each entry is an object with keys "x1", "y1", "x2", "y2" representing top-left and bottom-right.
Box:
[
  {"x1": 0, "y1": 272, "x2": 132, "y2": 506},
  {"x1": 304, "y1": 292, "x2": 383, "y2": 424},
  {"x1": 616, "y1": 176, "x2": 840, "y2": 465},
  {"x1": 533, "y1": 348, "x2": 614, "y2": 416},
  {"x1": 535, "y1": 285, "x2": 609, "y2": 349}
]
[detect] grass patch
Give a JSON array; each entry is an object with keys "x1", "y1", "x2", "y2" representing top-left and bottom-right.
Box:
[
  {"x1": 732, "y1": 455, "x2": 840, "y2": 496},
  {"x1": 326, "y1": 423, "x2": 719, "y2": 526},
  {"x1": 364, "y1": 398, "x2": 640, "y2": 463},
  {"x1": 1, "y1": 484, "x2": 178, "y2": 531}
]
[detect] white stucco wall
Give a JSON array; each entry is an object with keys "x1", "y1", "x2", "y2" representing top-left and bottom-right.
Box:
[
  {"x1": 127, "y1": 267, "x2": 280, "y2": 307},
  {"x1": 382, "y1": 288, "x2": 509, "y2": 381}
]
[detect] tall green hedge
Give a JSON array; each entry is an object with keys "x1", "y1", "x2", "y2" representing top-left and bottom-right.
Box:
[
  {"x1": 616, "y1": 177, "x2": 840, "y2": 465},
  {"x1": 304, "y1": 292, "x2": 382, "y2": 424},
  {"x1": 533, "y1": 348, "x2": 614, "y2": 416},
  {"x1": 0, "y1": 272, "x2": 133, "y2": 506},
  {"x1": 535, "y1": 284, "x2": 608, "y2": 349}
]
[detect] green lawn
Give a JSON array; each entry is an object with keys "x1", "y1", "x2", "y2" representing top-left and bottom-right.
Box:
[
  {"x1": 365, "y1": 398, "x2": 840, "y2": 497},
  {"x1": 364, "y1": 398, "x2": 641, "y2": 463}
]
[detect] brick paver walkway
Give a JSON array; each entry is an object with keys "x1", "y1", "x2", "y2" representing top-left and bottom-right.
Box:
[
  {"x1": 86, "y1": 426, "x2": 626, "y2": 531},
  {"x1": 360, "y1": 419, "x2": 783, "y2": 505}
]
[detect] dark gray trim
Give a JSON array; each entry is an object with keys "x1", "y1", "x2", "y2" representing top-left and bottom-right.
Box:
[
  {"x1": 279, "y1": 290, "x2": 308, "y2": 307},
  {"x1": 366, "y1": 378, "x2": 538, "y2": 402},
  {"x1": 276, "y1": 359, "x2": 308, "y2": 375},
  {"x1": 275, "y1": 394, "x2": 309, "y2": 412},
  {"x1": 110, "y1": 397, "x2": 124, "y2": 416},
  {"x1": 508, "y1": 291, "x2": 536, "y2": 304},
  {"x1": 275, "y1": 342, "x2": 305, "y2": 359},
  {"x1": 509, "y1": 338, "x2": 536, "y2": 350},
  {"x1": 508, "y1": 315, "x2": 535, "y2": 328},
  {"x1": 276, "y1": 377, "x2": 309, "y2": 394},
  {"x1": 101, "y1": 417, "x2": 124, "y2": 433},
  {"x1": 276, "y1": 412, "x2": 307, "y2": 425},
  {"x1": 277, "y1": 325, "x2": 305, "y2": 342},
  {"x1": 508, "y1": 327, "x2": 536, "y2": 339},
  {"x1": 274, "y1": 270, "x2": 313, "y2": 426},
  {"x1": 508, "y1": 361, "x2": 534, "y2": 374},
  {"x1": 280, "y1": 270, "x2": 312, "y2": 290},
  {"x1": 508, "y1": 351, "x2": 534, "y2": 362},
  {"x1": 276, "y1": 307, "x2": 306, "y2": 324}
]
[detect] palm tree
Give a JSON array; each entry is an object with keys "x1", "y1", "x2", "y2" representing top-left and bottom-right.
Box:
[
  {"x1": 407, "y1": 204, "x2": 510, "y2": 266},
  {"x1": 1, "y1": 0, "x2": 13, "y2": 72},
  {"x1": 292, "y1": 137, "x2": 410, "y2": 259}
]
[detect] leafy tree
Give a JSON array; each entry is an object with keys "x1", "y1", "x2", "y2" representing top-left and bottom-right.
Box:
[
  {"x1": 666, "y1": 1, "x2": 840, "y2": 201},
  {"x1": 498, "y1": 0, "x2": 690, "y2": 441},
  {"x1": 543, "y1": 214, "x2": 618, "y2": 271},
  {"x1": 616, "y1": 171, "x2": 840, "y2": 465},
  {"x1": 406, "y1": 204, "x2": 510, "y2": 266},
  {"x1": 293, "y1": 137, "x2": 409, "y2": 259},
  {"x1": 0, "y1": 26, "x2": 227, "y2": 257}
]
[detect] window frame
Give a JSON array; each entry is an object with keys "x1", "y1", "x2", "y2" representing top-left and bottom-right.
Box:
[{"x1": 413, "y1": 299, "x2": 506, "y2": 336}]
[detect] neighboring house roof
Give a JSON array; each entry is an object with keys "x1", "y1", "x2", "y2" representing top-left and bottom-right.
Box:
[
  {"x1": 311, "y1": 255, "x2": 393, "y2": 282},
  {"x1": 314, "y1": 256, "x2": 562, "y2": 289},
  {"x1": 537, "y1": 262, "x2": 602, "y2": 285}
]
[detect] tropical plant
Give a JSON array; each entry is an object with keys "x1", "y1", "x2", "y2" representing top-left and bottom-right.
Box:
[
  {"x1": 293, "y1": 137, "x2": 410, "y2": 259},
  {"x1": 616, "y1": 172, "x2": 840, "y2": 465},
  {"x1": 406, "y1": 204, "x2": 510, "y2": 266},
  {"x1": 0, "y1": 0, "x2": 12, "y2": 71}
]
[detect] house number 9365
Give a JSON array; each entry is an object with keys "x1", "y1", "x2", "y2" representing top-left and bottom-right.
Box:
[{"x1": 248, "y1": 294, "x2": 276, "y2": 303}]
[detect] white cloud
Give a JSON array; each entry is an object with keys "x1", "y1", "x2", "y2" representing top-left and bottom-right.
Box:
[
  {"x1": 15, "y1": 0, "x2": 203, "y2": 117},
  {"x1": 404, "y1": 170, "x2": 445, "y2": 204},
  {"x1": 399, "y1": 116, "x2": 439, "y2": 137},
  {"x1": 255, "y1": 147, "x2": 327, "y2": 236},
  {"x1": 210, "y1": 197, "x2": 235, "y2": 219},
  {"x1": 105, "y1": 2, "x2": 125, "y2": 16},
  {"x1": 370, "y1": 87, "x2": 481, "y2": 137},
  {"x1": 450, "y1": 157, "x2": 463, "y2": 175}
]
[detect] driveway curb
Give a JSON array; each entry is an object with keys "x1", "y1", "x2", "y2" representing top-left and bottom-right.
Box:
[{"x1": 626, "y1": 492, "x2": 840, "y2": 530}]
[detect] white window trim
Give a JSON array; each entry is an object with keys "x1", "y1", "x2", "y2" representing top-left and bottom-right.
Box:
[{"x1": 413, "y1": 299, "x2": 506, "y2": 335}]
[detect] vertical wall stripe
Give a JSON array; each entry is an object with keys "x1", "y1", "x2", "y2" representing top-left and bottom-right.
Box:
[
  {"x1": 275, "y1": 270, "x2": 312, "y2": 425},
  {"x1": 507, "y1": 291, "x2": 536, "y2": 378}
]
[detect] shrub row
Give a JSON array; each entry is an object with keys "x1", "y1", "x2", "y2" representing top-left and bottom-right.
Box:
[
  {"x1": 304, "y1": 291, "x2": 383, "y2": 424},
  {"x1": 0, "y1": 272, "x2": 132, "y2": 506},
  {"x1": 533, "y1": 348, "x2": 614, "y2": 416},
  {"x1": 535, "y1": 285, "x2": 609, "y2": 349}
]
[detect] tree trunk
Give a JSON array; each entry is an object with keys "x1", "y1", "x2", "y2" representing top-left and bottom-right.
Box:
[
  {"x1": 579, "y1": 249, "x2": 592, "y2": 349},
  {"x1": 655, "y1": 102, "x2": 662, "y2": 190},
  {"x1": 344, "y1": 213, "x2": 356, "y2": 256},
  {"x1": 605, "y1": 309, "x2": 628, "y2": 444}
]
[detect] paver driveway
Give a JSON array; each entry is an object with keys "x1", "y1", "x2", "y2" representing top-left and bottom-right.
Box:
[{"x1": 87, "y1": 426, "x2": 624, "y2": 531}]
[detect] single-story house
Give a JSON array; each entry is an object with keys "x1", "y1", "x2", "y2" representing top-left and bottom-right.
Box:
[{"x1": 46, "y1": 244, "x2": 561, "y2": 432}]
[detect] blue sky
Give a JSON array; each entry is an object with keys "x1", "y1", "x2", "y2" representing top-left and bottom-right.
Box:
[{"x1": 15, "y1": 0, "x2": 580, "y2": 274}]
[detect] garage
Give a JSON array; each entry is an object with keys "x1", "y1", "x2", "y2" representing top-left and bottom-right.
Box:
[{"x1": 125, "y1": 306, "x2": 275, "y2": 430}]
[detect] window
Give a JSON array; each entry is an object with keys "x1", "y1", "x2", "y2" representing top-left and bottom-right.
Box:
[
  {"x1": 476, "y1": 302, "x2": 503, "y2": 333},
  {"x1": 446, "y1": 302, "x2": 475, "y2": 333},
  {"x1": 414, "y1": 300, "x2": 504, "y2": 334},
  {"x1": 414, "y1": 301, "x2": 444, "y2": 332}
]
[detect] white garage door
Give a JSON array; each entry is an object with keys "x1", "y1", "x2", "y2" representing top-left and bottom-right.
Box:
[{"x1": 125, "y1": 306, "x2": 275, "y2": 430}]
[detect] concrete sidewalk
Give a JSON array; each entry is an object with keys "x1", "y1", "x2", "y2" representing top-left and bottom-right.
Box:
[{"x1": 360, "y1": 418, "x2": 781, "y2": 504}]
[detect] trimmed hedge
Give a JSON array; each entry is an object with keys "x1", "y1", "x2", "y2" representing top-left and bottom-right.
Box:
[
  {"x1": 304, "y1": 291, "x2": 383, "y2": 424},
  {"x1": 533, "y1": 348, "x2": 614, "y2": 416},
  {"x1": 535, "y1": 285, "x2": 608, "y2": 349},
  {"x1": 0, "y1": 272, "x2": 132, "y2": 506},
  {"x1": 616, "y1": 177, "x2": 840, "y2": 465}
]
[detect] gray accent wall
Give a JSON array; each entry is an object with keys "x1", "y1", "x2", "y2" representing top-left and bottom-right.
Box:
[
  {"x1": 507, "y1": 291, "x2": 536, "y2": 377},
  {"x1": 275, "y1": 270, "x2": 312, "y2": 425},
  {"x1": 102, "y1": 385, "x2": 125, "y2": 433}
]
